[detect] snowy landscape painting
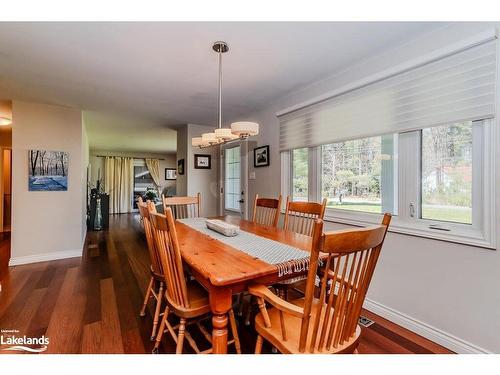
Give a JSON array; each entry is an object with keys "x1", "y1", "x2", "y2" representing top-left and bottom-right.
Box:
[{"x1": 29, "y1": 150, "x2": 69, "y2": 191}]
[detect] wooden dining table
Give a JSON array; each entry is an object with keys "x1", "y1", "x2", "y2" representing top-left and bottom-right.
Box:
[{"x1": 174, "y1": 215, "x2": 313, "y2": 354}]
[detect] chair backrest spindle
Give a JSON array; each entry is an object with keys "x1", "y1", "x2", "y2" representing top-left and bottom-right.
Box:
[
  {"x1": 137, "y1": 199, "x2": 163, "y2": 277},
  {"x1": 298, "y1": 213, "x2": 392, "y2": 353},
  {"x1": 283, "y1": 197, "x2": 327, "y2": 237},
  {"x1": 162, "y1": 193, "x2": 201, "y2": 220},
  {"x1": 251, "y1": 194, "x2": 282, "y2": 227},
  {"x1": 150, "y1": 208, "x2": 190, "y2": 309}
]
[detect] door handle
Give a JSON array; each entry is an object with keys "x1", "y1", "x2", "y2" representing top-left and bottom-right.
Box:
[{"x1": 238, "y1": 199, "x2": 245, "y2": 203}]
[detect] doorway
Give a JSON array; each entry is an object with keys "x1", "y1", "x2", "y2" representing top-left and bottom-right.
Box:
[
  {"x1": 0, "y1": 147, "x2": 12, "y2": 275},
  {"x1": 2, "y1": 149, "x2": 12, "y2": 231}
]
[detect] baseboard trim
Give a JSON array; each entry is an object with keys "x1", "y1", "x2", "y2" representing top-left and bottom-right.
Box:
[
  {"x1": 9, "y1": 249, "x2": 82, "y2": 266},
  {"x1": 363, "y1": 298, "x2": 491, "y2": 354}
]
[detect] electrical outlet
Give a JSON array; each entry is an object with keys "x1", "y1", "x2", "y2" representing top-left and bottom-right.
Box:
[{"x1": 358, "y1": 316, "x2": 375, "y2": 327}]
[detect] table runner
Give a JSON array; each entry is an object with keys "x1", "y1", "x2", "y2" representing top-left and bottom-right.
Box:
[{"x1": 178, "y1": 217, "x2": 312, "y2": 278}]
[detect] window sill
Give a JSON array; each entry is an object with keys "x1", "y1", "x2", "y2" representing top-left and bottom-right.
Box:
[{"x1": 323, "y1": 210, "x2": 496, "y2": 250}]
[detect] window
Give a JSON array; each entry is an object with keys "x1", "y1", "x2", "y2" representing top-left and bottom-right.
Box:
[
  {"x1": 421, "y1": 123, "x2": 472, "y2": 224},
  {"x1": 321, "y1": 135, "x2": 397, "y2": 214},
  {"x1": 279, "y1": 37, "x2": 496, "y2": 248},
  {"x1": 133, "y1": 163, "x2": 156, "y2": 209},
  {"x1": 225, "y1": 146, "x2": 241, "y2": 211},
  {"x1": 281, "y1": 120, "x2": 494, "y2": 248},
  {"x1": 292, "y1": 148, "x2": 308, "y2": 201}
]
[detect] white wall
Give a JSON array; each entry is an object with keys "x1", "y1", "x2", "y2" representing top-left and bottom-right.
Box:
[
  {"x1": 187, "y1": 124, "x2": 220, "y2": 217},
  {"x1": 176, "y1": 125, "x2": 188, "y2": 196},
  {"x1": 244, "y1": 23, "x2": 500, "y2": 353},
  {"x1": 176, "y1": 124, "x2": 220, "y2": 217},
  {"x1": 11, "y1": 101, "x2": 85, "y2": 265},
  {"x1": 82, "y1": 120, "x2": 89, "y2": 240}
]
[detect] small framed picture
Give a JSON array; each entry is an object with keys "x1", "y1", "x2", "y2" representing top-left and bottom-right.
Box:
[
  {"x1": 254, "y1": 145, "x2": 270, "y2": 167},
  {"x1": 177, "y1": 159, "x2": 185, "y2": 175},
  {"x1": 194, "y1": 154, "x2": 211, "y2": 169},
  {"x1": 165, "y1": 168, "x2": 177, "y2": 180}
]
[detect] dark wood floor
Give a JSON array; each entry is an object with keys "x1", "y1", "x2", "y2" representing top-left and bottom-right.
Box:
[{"x1": 0, "y1": 214, "x2": 452, "y2": 354}]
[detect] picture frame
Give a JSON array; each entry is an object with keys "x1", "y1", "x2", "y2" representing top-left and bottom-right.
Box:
[
  {"x1": 177, "y1": 159, "x2": 185, "y2": 175},
  {"x1": 254, "y1": 145, "x2": 270, "y2": 167},
  {"x1": 165, "y1": 168, "x2": 177, "y2": 180},
  {"x1": 28, "y1": 150, "x2": 69, "y2": 191},
  {"x1": 194, "y1": 154, "x2": 211, "y2": 169}
]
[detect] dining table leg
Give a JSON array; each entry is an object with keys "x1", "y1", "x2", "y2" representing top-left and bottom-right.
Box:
[{"x1": 209, "y1": 286, "x2": 232, "y2": 354}]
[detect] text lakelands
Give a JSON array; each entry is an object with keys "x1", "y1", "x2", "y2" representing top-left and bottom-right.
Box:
[{"x1": 0, "y1": 335, "x2": 50, "y2": 345}]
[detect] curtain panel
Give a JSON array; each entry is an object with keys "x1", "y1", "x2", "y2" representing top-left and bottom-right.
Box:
[
  {"x1": 145, "y1": 158, "x2": 161, "y2": 195},
  {"x1": 104, "y1": 156, "x2": 134, "y2": 214}
]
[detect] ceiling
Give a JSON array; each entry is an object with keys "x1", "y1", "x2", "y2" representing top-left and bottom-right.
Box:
[
  {"x1": 83, "y1": 112, "x2": 177, "y2": 154},
  {"x1": 0, "y1": 22, "x2": 449, "y2": 153}
]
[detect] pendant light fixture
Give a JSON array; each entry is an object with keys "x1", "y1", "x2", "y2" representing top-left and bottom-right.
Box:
[
  {"x1": 192, "y1": 41, "x2": 259, "y2": 148},
  {"x1": 0, "y1": 116, "x2": 12, "y2": 126}
]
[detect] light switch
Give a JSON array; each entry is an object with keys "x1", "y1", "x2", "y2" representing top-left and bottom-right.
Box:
[{"x1": 249, "y1": 172, "x2": 256, "y2": 180}]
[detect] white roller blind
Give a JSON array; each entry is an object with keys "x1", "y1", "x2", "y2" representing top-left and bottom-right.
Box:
[{"x1": 279, "y1": 39, "x2": 497, "y2": 151}]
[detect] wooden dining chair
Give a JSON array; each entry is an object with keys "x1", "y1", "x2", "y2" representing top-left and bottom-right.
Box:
[
  {"x1": 283, "y1": 197, "x2": 327, "y2": 236},
  {"x1": 252, "y1": 194, "x2": 282, "y2": 227},
  {"x1": 162, "y1": 193, "x2": 201, "y2": 219},
  {"x1": 249, "y1": 213, "x2": 391, "y2": 354},
  {"x1": 150, "y1": 208, "x2": 241, "y2": 354},
  {"x1": 239, "y1": 194, "x2": 282, "y2": 321},
  {"x1": 137, "y1": 196, "x2": 144, "y2": 205},
  {"x1": 137, "y1": 199, "x2": 165, "y2": 341},
  {"x1": 274, "y1": 197, "x2": 328, "y2": 301}
]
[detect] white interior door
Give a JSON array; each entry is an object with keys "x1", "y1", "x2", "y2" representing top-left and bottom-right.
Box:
[{"x1": 220, "y1": 141, "x2": 248, "y2": 218}]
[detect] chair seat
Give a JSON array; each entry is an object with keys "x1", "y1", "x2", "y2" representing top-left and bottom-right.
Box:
[
  {"x1": 275, "y1": 275, "x2": 321, "y2": 287},
  {"x1": 185, "y1": 279, "x2": 211, "y2": 310},
  {"x1": 254, "y1": 297, "x2": 360, "y2": 354},
  {"x1": 166, "y1": 279, "x2": 211, "y2": 319},
  {"x1": 275, "y1": 275, "x2": 307, "y2": 285}
]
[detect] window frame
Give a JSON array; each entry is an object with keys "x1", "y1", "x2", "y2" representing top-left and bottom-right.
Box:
[{"x1": 281, "y1": 119, "x2": 496, "y2": 249}]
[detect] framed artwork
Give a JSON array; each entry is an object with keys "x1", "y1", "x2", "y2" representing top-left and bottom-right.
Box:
[
  {"x1": 29, "y1": 150, "x2": 69, "y2": 191},
  {"x1": 165, "y1": 168, "x2": 177, "y2": 180},
  {"x1": 177, "y1": 159, "x2": 185, "y2": 175},
  {"x1": 254, "y1": 145, "x2": 270, "y2": 167},
  {"x1": 194, "y1": 154, "x2": 211, "y2": 169}
]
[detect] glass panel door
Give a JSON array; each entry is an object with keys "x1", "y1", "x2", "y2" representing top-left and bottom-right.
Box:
[{"x1": 224, "y1": 146, "x2": 241, "y2": 212}]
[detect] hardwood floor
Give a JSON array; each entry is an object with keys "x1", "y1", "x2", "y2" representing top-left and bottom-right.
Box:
[{"x1": 0, "y1": 214, "x2": 453, "y2": 354}]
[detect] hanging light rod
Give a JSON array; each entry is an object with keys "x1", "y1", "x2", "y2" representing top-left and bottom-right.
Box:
[{"x1": 192, "y1": 41, "x2": 259, "y2": 149}]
